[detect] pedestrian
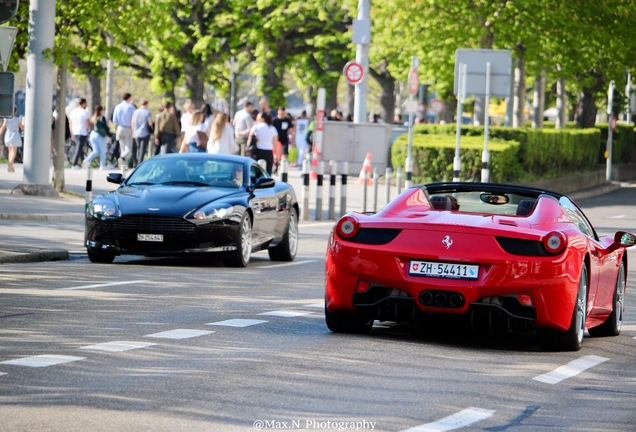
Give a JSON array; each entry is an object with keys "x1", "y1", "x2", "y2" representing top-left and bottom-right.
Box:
[
  {"x1": 259, "y1": 97, "x2": 277, "y2": 117},
  {"x1": 68, "y1": 98, "x2": 91, "y2": 169},
  {"x1": 208, "y1": 113, "x2": 238, "y2": 155},
  {"x1": 247, "y1": 112, "x2": 277, "y2": 175},
  {"x1": 232, "y1": 100, "x2": 254, "y2": 156},
  {"x1": 83, "y1": 105, "x2": 111, "y2": 170},
  {"x1": 294, "y1": 110, "x2": 309, "y2": 166},
  {"x1": 272, "y1": 106, "x2": 292, "y2": 173},
  {"x1": 0, "y1": 107, "x2": 23, "y2": 172},
  {"x1": 112, "y1": 92, "x2": 135, "y2": 168},
  {"x1": 183, "y1": 110, "x2": 209, "y2": 153},
  {"x1": 154, "y1": 101, "x2": 180, "y2": 155},
  {"x1": 200, "y1": 103, "x2": 215, "y2": 135},
  {"x1": 131, "y1": 100, "x2": 153, "y2": 167},
  {"x1": 179, "y1": 100, "x2": 196, "y2": 151}
]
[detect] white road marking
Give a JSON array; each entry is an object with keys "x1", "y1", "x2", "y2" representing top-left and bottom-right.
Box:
[
  {"x1": 0, "y1": 372, "x2": 7, "y2": 376},
  {"x1": 533, "y1": 355, "x2": 609, "y2": 385},
  {"x1": 608, "y1": 215, "x2": 626, "y2": 219},
  {"x1": 304, "y1": 302, "x2": 324, "y2": 308},
  {"x1": 260, "y1": 260, "x2": 317, "y2": 269},
  {"x1": 79, "y1": 341, "x2": 157, "y2": 352},
  {"x1": 401, "y1": 407, "x2": 496, "y2": 432},
  {"x1": 621, "y1": 324, "x2": 636, "y2": 332},
  {"x1": 205, "y1": 319, "x2": 268, "y2": 327},
  {"x1": 259, "y1": 310, "x2": 316, "y2": 318},
  {"x1": 0, "y1": 355, "x2": 85, "y2": 368},
  {"x1": 58, "y1": 280, "x2": 149, "y2": 291},
  {"x1": 145, "y1": 329, "x2": 215, "y2": 339}
]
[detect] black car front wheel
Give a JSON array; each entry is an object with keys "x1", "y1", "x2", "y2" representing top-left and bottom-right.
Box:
[
  {"x1": 268, "y1": 208, "x2": 298, "y2": 262},
  {"x1": 224, "y1": 213, "x2": 252, "y2": 268},
  {"x1": 87, "y1": 248, "x2": 115, "y2": 264}
]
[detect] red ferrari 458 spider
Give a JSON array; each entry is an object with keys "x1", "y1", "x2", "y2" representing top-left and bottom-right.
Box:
[{"x1": 325, "y1": 182, "x2": 635, "y2": 351}]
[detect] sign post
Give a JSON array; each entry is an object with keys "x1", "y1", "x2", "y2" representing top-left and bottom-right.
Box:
[
  {"x1": 606, "y1": 80, "x2": 615, "y2": 181},
  {"x1": 405, "y1": 56, "x2": 419, "y2": 188}
]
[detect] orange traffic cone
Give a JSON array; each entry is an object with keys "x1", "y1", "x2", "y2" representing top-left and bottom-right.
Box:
[{"x1": 356, "y1": 152, "x2": 373, "y2": 185}]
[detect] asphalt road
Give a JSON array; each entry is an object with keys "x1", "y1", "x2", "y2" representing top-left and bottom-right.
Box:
[{"x1": 1, "y1": 188, "x2": 635, "y2": 431}]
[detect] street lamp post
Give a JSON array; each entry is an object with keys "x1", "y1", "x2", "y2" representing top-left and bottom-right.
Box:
[{"x1": 229, "y1": 56, "x2": 238, "y2": 119}]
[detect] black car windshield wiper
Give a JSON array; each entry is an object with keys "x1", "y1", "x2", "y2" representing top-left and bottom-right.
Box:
[
  {"x1": 161, "y1": 181, "x2": 210, "y2": 187},
  {"x1": 127, "y1": 181, "x2": 157, "y2": 186}
]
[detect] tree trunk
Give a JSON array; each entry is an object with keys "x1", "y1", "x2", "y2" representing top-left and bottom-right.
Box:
[
  {"x1": 532, "y1": 70, "x2": 546, "y2": 128},
  {"x1": 513, "y1": 50, "x2": 526, "y2": 128},
  {"x1": 52, "y1": 65, "x2": 67, "y2": 193},
  {"x1": 261, "y1": 52, "x2": 287, "y2": 109},
  {"x1": 346, "y1": 83, "x2": 354, "y2": 119},
  {"x1": 184, "y1": 63, "x2": 206, "y2": 107},
  {"x1": 87, "y1": 72, "x2": 101, "y2": 113},
  {"x1": 556, "y1": 77, "x2": 566, "y2": 129},
  {"x1": 327, "y1": 81, "x2": 338, "y2": 113},
  {"x1": 575, "y1": 88, "x2": 599, "y2": 128}
]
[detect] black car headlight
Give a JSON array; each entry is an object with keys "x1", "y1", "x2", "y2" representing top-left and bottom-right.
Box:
[
  {"x1": 188, "y1": 204, "x2": 234, "y2": 225},
  {"x1": 88, "y1": 199, "x2": 119, "y2": 219}
]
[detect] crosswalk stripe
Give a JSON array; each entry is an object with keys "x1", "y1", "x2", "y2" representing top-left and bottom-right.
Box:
[
  {"x1": 400, "y1": 407, "x2": 496, "y2": 432},
  {"x1": 533, "y1": 355, "x2": 609, "y2": 384}
]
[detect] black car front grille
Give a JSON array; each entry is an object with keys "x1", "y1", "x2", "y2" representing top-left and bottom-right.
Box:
[{"x1": 112, "y1": 215, "x2": 196, "y2": 233}]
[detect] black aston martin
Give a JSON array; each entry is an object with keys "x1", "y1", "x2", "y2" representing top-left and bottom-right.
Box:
[{"x1": 85, "y1": 154, "x2": 299, "y2": 267}]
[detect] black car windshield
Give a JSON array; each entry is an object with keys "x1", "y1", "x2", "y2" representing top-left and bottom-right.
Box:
[{"x1": 127, "y1": 159, "x2": 245, "y2": 189}]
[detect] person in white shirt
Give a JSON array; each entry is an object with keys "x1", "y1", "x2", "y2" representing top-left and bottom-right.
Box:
[
  {"x1": 183, "y1": 110, "x2": 209, "y2": 153},
  {"x1": 179, "y1": 100, "x2": 196, "y2": 151},
  {"x1": 68, "y1": 98, "x2": 92, "y2": 168},
  {"x1": 247, "y1": 112, "x2": 277, "y2": 174},
  {"x1": 294, "y1": 110, "x2": 310, "y2": 166},
  {"x1": 232, "y1": 101, "x2": 254, "y2": 156},
  {"x1": 0, "y1": 107, "x2": 23, "y2": 172},
  {"x1": 208, "y1": 113, "x2": 237, "y2": 154},
  {"x1": 112, "y1": 92, "x2": 136, "y2": 168}
]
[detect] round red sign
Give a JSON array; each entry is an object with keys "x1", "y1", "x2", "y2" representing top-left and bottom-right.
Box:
[{"x1": 343, "y1": 61, "x2": 364, "y2": 85}]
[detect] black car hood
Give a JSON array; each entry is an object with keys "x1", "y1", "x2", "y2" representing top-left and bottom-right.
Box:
[{"x1": 112, "y1": 185, "x2": 242, "y2": 217}]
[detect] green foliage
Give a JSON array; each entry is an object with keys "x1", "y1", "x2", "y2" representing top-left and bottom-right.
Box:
[
  {"x1": 392, "y1": 125, "x2": 604, "y2": 184},
  {"x1": 595, "y1": 123, "x2": 636, "y2": 163}
]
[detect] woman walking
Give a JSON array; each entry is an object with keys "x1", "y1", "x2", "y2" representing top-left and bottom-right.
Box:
[
  {"x1": 247, "y1": 112, "x2": 277, "y2": 174},
  {"x1": 208, "y1": 113, "x2": 238, "y2": 154},
  {"x1": 182, "y1": 110, "x2": 209, "y2": 153},
  {"x1": 83, "y1": 106, "x2": 111, "y2": 170},
  {"x1": 0, "y1": 107, "x2": 23, "y2": 172}
]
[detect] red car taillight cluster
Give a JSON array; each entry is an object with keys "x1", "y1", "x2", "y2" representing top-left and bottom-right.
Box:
[
  {"x1": 336, "y1": 216, "x2": 360, "y2": 239},
  {"x1": 542, "y1": 231, "x2": 567, "y2": 254}
]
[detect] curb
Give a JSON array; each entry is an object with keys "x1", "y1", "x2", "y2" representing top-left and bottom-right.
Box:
[
  {"x1": 0, "y1": 249, "x2": 70, "y2": 264},
  {"x1": 0, "y1": 213, "x2": 84, "y2": 221}
]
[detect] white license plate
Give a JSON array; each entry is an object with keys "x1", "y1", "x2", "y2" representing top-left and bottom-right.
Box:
[
  {"x1": 409, "y1": 260, "x2": 479, "y2": 280},
  {"x1": 137, "y1": 234, "x2": 164, "y2": 242}
]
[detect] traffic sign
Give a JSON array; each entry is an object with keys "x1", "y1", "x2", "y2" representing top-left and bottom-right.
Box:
[
  {"x1": 343, "y1": 61, "x2": 365, "y2": 85},
  {"x1": 0, "y1": 0, "x2": 19, "y2": 24},
  {"x1": 0, "y1": 71, "x2": 15, "y2": 118},
  {"x1": 0, "y1": 26, "x2": 17, "y2": 71},
  {"x1": 430, "y1": 99, "x2": 445, "y2": 114},
  {"x1": 408, "y1": 68, "x2": 419, "y2": 95}
]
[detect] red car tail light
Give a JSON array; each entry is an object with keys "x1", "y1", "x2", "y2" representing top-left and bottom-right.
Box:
[
  {"x1": 356, "y1": 281, "x2": 371, "y2": 293},
  {"x1": 516, "y1": 293, "x2": 534, "y2": 307},
  {"x1": 337, "y1": 216, "x2": 359, "y2": 239},
  {"x1": 542, "y1": 231, "x2": 567, "y2": 254}
]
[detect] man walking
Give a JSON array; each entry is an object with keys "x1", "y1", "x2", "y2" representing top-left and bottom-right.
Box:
[
  {"x1": 154, "y1": 101, "x2": 180, "y2": 155},
  {"x1": 232, "y1": 101, "x2": 254, "y2": 156},
  {"x1": 131, "y1": 100, "x2": 153, "y2": 166},
  {"x1": 69, "y1": 98, "x2": 91, "y2": 169},
  {"x1": 112, "y1": 92, "x2": 135, "y2": 168},
  {"x1": 273, "y1": 106, "x2": 292, "y2": 170}
]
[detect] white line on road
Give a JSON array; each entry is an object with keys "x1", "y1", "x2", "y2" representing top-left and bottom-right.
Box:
[
  {"x1": 401, "y1": 407, "x2": 496, "y2": 432},
  {"x1": 58, "y1": 280, "x2": 150, "y2": 291},
  {"x1": 304, "y1": 302, "x2": 324, "y2": 308},
  {"x1": 259, "y1": 310, "x2": 316, "y2": 318},
  {"x1": 79, "y1": 341, "x2": 157, "y2": 352},
  {"x1": 0, "y1": 372, "x2": 6, "y2": 376},
  {"x1": 608, "y1": 215, "x2": 626, "y2": 219},
  {"x1": 260, "y1": 260, "x2": 317, "y2": 269},
  {"x1": 0, "y1": 355, "x2": 85, "y2": 368},
  {"x1": 205, "y1": 319, "x2": 268, "y2": 327},
  {"x1": 145, "y1": 329, "x2": 215, "y2": 339},
  {"x1": 533, "y1": 355, "x2": 609, "y2": 385}
]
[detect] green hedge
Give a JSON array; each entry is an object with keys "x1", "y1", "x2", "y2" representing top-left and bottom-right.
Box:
[{"x1": 392, "y1": 125, "x2": 603, "y2": 183}]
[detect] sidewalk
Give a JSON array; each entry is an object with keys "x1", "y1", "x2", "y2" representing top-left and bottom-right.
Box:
[{"x1": 0, "y1": 161, "x2": 626, "y2": 265}]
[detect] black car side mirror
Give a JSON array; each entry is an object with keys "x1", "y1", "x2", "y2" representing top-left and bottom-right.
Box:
[
  {"x1": 107, "y1": 173, "x2": 124, "y2": 184},
  {"x1": 250, "y1": 177, "x2": 275, "y2": 191}
]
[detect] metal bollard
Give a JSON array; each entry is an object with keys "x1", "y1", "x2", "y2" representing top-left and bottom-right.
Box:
[
  {"x1": 361, "y1": 168, "x2": 368, "y2": 213},
  {"x1": 340, "y1": 161, "x2": 348, "y2": 217},
  {"x1": 315, "y1": 161, "x2": 325, "y2": 221},
  {"x1": 302, "y1": 159, "x2": 310, "y2": 221},
  {"x1": 372, "y1": 168, "x2": 379, "y2": 212},
  {"x1": 85, "y1": 166, "x2": 93, "y2": 210},
  {"x1": 385, "y1": 167, "x2": 392, "y2": 206},
  {"x1": 396, "y1": 166, "x2": 403, "y2": 196},
  {"x1": 328, "y1": 160, "x2": 337, "y2": 220},
  {"x1": 281, "y1": 158, "x2": 289, "y2": 183}
]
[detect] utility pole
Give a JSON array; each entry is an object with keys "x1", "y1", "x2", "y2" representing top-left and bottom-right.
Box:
[
  {"x1": 20, "y1": 0, "x2": 57, "y2": 194},
  {"x1": 352, "y1": 0, "x2": 370, "y2": 124}
]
